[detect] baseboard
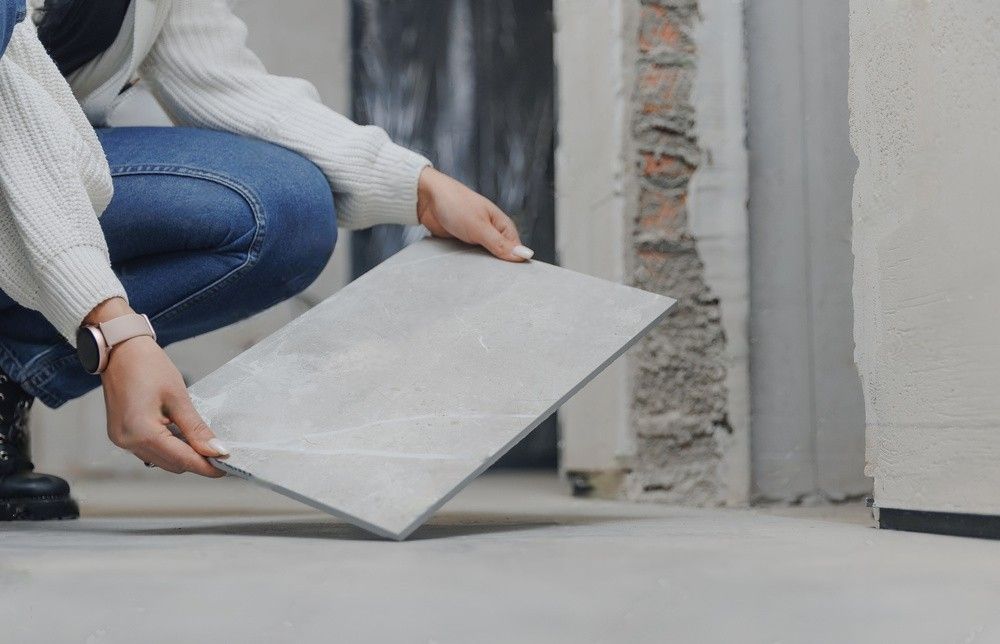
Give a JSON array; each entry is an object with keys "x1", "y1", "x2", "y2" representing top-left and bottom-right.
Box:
[{"x1": 877, "y1": 507, "x2": 1000, "y2": 540}]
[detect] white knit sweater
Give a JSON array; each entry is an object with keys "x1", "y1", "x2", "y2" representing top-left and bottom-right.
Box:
[{"x1": 1, "y1": 1, "x2": 430, "y2": 341}]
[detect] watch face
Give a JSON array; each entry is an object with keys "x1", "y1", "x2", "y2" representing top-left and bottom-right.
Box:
[{"x1": 76, "y1": 327, "x2": 102, "y2": 374}]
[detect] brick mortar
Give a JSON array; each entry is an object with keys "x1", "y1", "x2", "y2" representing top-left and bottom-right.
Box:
[{"x1": 623, "y1": 0, "x2": 730, "y2": 505}]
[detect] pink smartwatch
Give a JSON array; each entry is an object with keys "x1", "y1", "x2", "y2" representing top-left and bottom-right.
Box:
[{"x1": 76, "y1": 313, "x2": 157, "y2": 375}]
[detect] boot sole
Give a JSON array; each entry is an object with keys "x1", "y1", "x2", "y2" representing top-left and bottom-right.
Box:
[{"x1": 0, "y1": 495, "x2": 79, "y2": 521}]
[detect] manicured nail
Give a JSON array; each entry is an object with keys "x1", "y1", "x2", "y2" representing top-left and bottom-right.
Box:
[
  {"x1": 208, "y1": 438, "x2": 231, "y2": 457},
  {"x1": 512, "y1": 245, "x2": 534, "y2": 260}
]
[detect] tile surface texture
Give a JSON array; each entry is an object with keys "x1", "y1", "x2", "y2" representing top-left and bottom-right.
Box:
[{"x1": 188, "y1": 239, "x2": 674, "y2": 538}]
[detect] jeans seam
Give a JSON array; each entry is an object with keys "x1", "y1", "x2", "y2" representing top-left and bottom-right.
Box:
[
  {"x1": 17, "y1": 164, "x2": 268, "y2": 407},
  {"x1": 0, "y1": 341, "x2": 26, "y2": 383},
  {"x1": 25, "y1": 353, "x2": 80, "y2": 408}
]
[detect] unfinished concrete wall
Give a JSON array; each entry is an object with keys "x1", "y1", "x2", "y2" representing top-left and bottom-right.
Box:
[
  {"x1": 558, "y1": 0, "x2": 749, "y2": 505},
  {"x1": 686, "y1": 0, "x2": 749, "y2": 505},
  {"x1": 624, "y1": 0, "x2": 744, "y2": 505},
  {"x1": 747, "y1": 1, "x2": 868, "y2": 503},
  {"x1": 851, "y1": 0, "x2": 1000, "y2": 515}
]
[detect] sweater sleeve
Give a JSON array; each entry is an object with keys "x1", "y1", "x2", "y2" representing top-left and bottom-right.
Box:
[
  {"x1": 140, "y1": 0, "x2": 431, "y2": 230},
  {"x1": 0, "y1": 24, "x2": 127, "y2": 341}
]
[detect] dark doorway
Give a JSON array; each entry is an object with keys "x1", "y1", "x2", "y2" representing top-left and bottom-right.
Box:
[{"x1": 350, "y1": 0, "x2": 556, "y2": 468}]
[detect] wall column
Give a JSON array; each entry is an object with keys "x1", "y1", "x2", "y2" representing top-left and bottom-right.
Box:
[{"x1": 851, "y1": 0, "x2": 1000, "y2": 530}]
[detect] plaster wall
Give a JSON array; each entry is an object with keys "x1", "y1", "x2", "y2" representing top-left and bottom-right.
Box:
[{"x1": 850, "y1": 0, "x2": 1000, "y2": 513}]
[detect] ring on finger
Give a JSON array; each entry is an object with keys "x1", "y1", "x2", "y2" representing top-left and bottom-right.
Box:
[{"x1": 143, "y1": 461, "x2": 157, "y2": 468}]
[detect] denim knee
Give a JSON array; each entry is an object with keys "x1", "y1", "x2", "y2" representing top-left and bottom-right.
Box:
[
  {"x1": 1, "y1": 0, "x2": 25, "y2": 59},
  {"x1": 252, "y1": 149, "x2": 338, "y2": 300}
]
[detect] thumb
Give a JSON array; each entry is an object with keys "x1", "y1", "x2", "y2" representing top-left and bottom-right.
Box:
[
  {"x1": 477, "y1": 214, "x2": 531, "y2": 262},
  {"x1": 484, "y1": 205, "x2": 533, "y2": 262},
  {"x1": 480, "y1": 224, "x2": 517, "y2": 261},
  {"x1": 169, "y1": 394, "x2": 229, "y2": 459}
]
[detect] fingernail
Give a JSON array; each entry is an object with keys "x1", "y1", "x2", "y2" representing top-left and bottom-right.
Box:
[
  {"x1": 512, "y1": 245, "x2": 534, "y2": 260},
  {"x1": 208, "y1": 438, "x2": 231, "y2": 457}
]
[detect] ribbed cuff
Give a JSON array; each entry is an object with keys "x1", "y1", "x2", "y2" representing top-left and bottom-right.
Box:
[
  {"x1": 39, "y1": 245, "x2": 129, "y2": 343},
  {"x1": 364, "y1": 141, "x2": 432, "y2": 227}
]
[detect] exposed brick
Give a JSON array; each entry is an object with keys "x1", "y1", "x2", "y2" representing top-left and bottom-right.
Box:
[
  {"x1": 638, "y1": 2, "x2": 697, "y2": 60},
  {"x1": 634, "y1": 63, "x2": 697, "y2": 140},
  {"x1": 638, "y1": 66, "x2": 691, "y2": 112},
  {"x1": 636, "y1": 190, "x2": 687, "y2": 238},
  {"x1": 640, "y1": 151, "x2": 693, "y2": 179},
  {"x1": 623, "y1": 0, "x2": 729, "y2": 506}
]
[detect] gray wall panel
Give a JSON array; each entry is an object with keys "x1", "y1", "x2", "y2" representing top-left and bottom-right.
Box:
[{"x1": 747, "y1": 0, "x2": 868, "y2": 501}]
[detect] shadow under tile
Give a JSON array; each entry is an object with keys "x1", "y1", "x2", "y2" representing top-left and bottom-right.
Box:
[{"x1": 77, "y1": 513, "x2": 640, "y2": 542}]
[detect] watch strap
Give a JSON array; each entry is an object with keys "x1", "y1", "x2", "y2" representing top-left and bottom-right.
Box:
[{"x1": 98, "y1": 313, "x2": 156, "y2": 347}]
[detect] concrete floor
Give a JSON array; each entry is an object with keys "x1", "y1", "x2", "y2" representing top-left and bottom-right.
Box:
[{"x1": 1, "y1": 472, "x2": 999, "y2": 643}]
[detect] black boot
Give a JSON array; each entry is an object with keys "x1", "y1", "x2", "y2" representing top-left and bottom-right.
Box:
[{"x1": 0, "y1": 373, "x2": 79, "y2": 520}]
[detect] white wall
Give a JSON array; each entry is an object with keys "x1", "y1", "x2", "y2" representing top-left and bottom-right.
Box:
[
  {"x1": 851, "y1": 0, "x2": 1000, "y2": 515},
  {"x1": 32, "y1": 0, "x2": 353, "y2": 477},
  {"x1": 553, "y1": 0, "x2": 635, "y2": 483}
]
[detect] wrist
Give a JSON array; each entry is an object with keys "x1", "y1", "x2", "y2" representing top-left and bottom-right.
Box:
[
  {"x1": 99, "y1": 335, "x2": 158, "y2": 377},
  {"x1": 83, "y1": 297, "x2": 134, "y2": 327},
  {"x1": 416, "y1": 167, "x2": 441, "y2": 225},
  {"x1": 77, "y1": 304, "x2": 157, "y2": 375}
]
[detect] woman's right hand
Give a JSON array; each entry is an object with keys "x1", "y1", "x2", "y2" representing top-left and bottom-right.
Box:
[{"x1": 90, "y1": 299, "x2": 228, "y2": 477}]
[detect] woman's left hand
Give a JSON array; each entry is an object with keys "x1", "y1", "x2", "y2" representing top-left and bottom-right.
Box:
[{"x1": 416, "y1": 167, "x2": 534, "y2": 262}]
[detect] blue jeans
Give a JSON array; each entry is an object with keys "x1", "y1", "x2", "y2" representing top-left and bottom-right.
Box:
[
  {"x1": 1, "y1": 0, "x2": 25, "y2": 57},
  {"x1": 0, "y1": 127, "x2": 338, "y2": 407}
]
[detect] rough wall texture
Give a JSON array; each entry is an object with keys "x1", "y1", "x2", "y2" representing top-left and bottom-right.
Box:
[
  {"x1": 624, "y1": 0, "x2": 731, "y2": 504},
  {"x1": 851, "y1": 0, "x2": 1000, "y2": 515}
]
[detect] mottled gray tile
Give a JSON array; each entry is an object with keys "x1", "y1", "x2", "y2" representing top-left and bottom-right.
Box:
[{"x1": 189, "y1": 239, "x2": 674, "y2": 539}]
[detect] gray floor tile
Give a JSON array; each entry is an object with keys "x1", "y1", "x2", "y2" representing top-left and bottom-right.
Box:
[{"x1": 189, "y1": 239, "x2": 674, "y2": 538}]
